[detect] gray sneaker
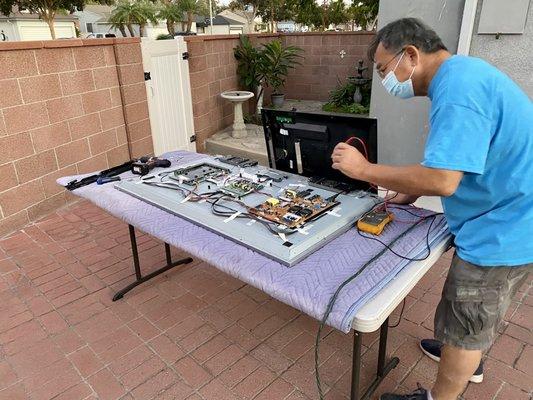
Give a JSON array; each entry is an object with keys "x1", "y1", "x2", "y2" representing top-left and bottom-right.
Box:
[{"x1": 419, "y1": 339, "x2": 484, "y2": 383}]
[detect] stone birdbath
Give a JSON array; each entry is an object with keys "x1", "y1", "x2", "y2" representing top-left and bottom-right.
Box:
[{"x1": 220, "y1": 90, "x2": 254, "y2": 138}]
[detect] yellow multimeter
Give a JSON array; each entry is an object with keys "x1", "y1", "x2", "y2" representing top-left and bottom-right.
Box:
[{"x1": 357, "y1": 210, "x2": 394, "y2": 236}]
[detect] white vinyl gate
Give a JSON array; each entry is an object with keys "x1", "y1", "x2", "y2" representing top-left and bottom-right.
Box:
[{"x1": 141, "y1": 38, "x2": 196, "y2": 154}]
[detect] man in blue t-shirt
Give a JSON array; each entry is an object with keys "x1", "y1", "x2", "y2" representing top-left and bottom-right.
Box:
[{"x1": 331, "y1": 18, "x2": 532, "y2": 400}]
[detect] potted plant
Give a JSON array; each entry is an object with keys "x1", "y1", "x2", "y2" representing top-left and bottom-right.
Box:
[
  {"x1": 234, "y1": 35, "x2": 264, "y2": 118},
  {"x1": 234, "y1": 37, "x2": 303, "y2": 112},
  {"x1": 260, "y1": 40, "x2": 303, "y2": 108}
]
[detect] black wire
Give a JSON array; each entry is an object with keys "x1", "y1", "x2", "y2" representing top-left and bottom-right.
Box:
[
  {"x1": 314, "y1": 212, "x2": 441, "y2": 399},
  {"x1": 388, "y1": 298, "x2": 406, "y2": 328},
  {"x1": 329, "y1": 188, "x2": 347, "y2": 202},
  {"x1": 141, "y1": 181, "x2": 189, "y2": 196},
  {"x1": 386, "y1": 204, "x2": 438, "y2": 218},
  {"x1": 210, "y1": 196, "x2": 297, "y2": 237},
  {"x1": 357, "y1": 214, "x2": 438, "y2": 262}
]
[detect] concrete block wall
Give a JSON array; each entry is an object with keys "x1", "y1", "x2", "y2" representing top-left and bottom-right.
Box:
[
  {"x1": 282, "y1": 32, "x2": 375, "y2": 100},
  {"x1": 185, "y1": 32, "x2": 375, "y2": 152},
  {"x1": 0, "y1": 33, "x2": 374, "y2": 235},
  {"x1": 185, "y1": 35, "x2": 251, "y2": 152},
  {"x1": 0, "y1": 38, "x2": 152, "y2": 236}
]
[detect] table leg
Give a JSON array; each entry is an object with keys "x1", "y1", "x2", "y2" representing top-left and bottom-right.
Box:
[
  {"x1": 350, "y1": 318, "x2": 400, "y2": 400},
  {"x1": 351, "y1": 331, "x2": 363, "y2": 400},
  {"x1": 112, "y1": 225, "x2": 193, "y2": 301}
]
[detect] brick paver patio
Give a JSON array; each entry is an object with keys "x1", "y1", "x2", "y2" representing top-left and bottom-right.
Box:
[{"x1": 0, "y1": 200, "x2": 531, "y2": 400}]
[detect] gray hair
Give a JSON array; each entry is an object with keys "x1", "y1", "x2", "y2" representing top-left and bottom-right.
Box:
[{"x1": 368, "y1": 18, "x2": 447, "y2": 61}]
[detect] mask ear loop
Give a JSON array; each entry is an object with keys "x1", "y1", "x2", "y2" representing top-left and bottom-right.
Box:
[
  {"x1": 408, "y1": 65, "x2": 416, "y2": 79},
  {"x1": 392, "y1": 50, "x2": 406, "y2": 72},
  {"x1": 395, "y1": 50, "x2": 416, "y2": 81}
]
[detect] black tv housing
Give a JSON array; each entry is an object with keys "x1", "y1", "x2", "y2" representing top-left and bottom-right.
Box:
[{"x1": 261, "y1": 108, "x2": 377, "y2": 192}]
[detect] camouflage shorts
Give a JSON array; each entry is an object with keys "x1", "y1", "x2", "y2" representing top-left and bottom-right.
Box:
[{"x1": 434, "y1": 253, "x2": 532, "y2": 351}]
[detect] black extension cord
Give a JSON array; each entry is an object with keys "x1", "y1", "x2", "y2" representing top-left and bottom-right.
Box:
[{"x1": 314, "y1": 208, "x2": 442, "y2": 399}]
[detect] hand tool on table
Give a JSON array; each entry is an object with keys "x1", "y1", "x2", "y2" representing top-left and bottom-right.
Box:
[
  {"x1": 66, "y1": 160, "x2": 133, "y2": 191},
  {"x1": 97, "y1": 176, "x2": 121, "y2": 185},
  {"x1": 131, "y1": 156, "x2": 172, "y2": 176}
]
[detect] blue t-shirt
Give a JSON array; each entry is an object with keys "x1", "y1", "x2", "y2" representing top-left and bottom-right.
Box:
[{"x1": 423, "y1": 55, "x2": 533, "y2": 266}]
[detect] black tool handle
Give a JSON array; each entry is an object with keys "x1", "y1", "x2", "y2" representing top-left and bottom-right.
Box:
[{"x1": 154, "y1": 159, "x2": 171, "y2": 168}]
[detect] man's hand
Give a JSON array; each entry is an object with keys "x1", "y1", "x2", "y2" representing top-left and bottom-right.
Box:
[{"x1": 331, "y1": 142, "x2": 370, "y2": 180}]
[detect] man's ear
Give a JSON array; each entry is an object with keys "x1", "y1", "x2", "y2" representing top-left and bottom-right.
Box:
[{"x1": 404, "y1": 45, "x2": 419, "y2": 67}]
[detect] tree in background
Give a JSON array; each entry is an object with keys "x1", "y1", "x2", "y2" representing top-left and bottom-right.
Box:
[
  {"x1": 109, "y1": 0, "x2": 158, "y2": 37},
  {"x1": 257, "y1": 0, "x2": 293, "y2": 32},
  {"x1": 109, "y1": 10, "x2": 129, "y2": 36},
  {"x1": 213, "y1": 0, "x2": 226, "y2": 14},
  {"x1": 288, "y1": 0, "x2": 348, "y2": 31},
  {"x1": 0, "y1": 0, "x2": 112, "y2": 39},
  {"x1": 178, "y1": 0, "x2": 208, "y2": 32},
  {"x1": 328, "y1": 0, "x2": 348, "y2": 27},
  {"x1": 157, "y1": 0, "x2": 182, "y2": 35},
  {"x1": 136, "y1": 0, "x2": 157, "y2": 36},
  {"x1": 289, "y1": 0, "x2": 320, "y2": 30},
  {"x1": 227, "y1": 0, "x2": 265, "y2": 33},
  {"x1": 109, "y1": 1, "x2": 135, "y2": 36},
  {"x1": 348, "y1": 0, "x2": 379, "y2": 31}
]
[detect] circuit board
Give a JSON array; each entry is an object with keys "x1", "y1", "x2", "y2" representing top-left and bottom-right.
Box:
[
  {"x1": 170, "y1": 163, "x2": 230, "y2": 186},
  {"x1": 221, "y1": 178, "x2": 264, "y2": 198},
  {"x1": 249, "y1": 191, "x2": 338, "y2": 229}
]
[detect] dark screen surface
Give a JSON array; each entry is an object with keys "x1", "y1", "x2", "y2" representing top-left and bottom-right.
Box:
[{"x1": 261, "y1": 108, "x2": 377, "y2": 192}]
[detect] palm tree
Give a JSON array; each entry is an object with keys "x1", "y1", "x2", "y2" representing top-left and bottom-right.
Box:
[
  {"x1": 108, "y1": 7, "x2": 130, "y2": 36},
  {"x1": 135, "y1": 0, "x2": 158, "y2": 37},
  {"x1": 110, "y1": 0, "x2": 158, "y2": 37},
  {"x1": 178, "y1": 0, "x2": 208, "y2": 32},
  {"x1": 157, "y1": 1, "x2": 182, "y2": 36},
  {"x1": 110, "y1": 1, "x2": 137, "y2": 36}
]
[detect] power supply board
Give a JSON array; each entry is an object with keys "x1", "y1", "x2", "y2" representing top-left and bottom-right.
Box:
[
  {"x1": 249, "y1": 193, "x2": 338, "y2": 229},
  {"x1": 115, "y1": 158, "x2": 377, "y2": 266}
]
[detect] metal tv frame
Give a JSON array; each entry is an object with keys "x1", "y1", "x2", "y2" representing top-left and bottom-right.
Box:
[{"x1": 115, "y1": 159, "x2": 377, "y2": 267}]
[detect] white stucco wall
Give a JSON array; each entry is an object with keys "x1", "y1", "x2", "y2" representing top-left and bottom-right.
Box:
[
  {"x1": 197, "y1": 24, "x2": 243, "y2": 35},
  {"x1": 0, "y1": 20, "x2": 76, "y2": 41},
  {"x1": 17, "y1": 20, "x2": 76, "y2": 40},
  {"x1": 145, "y1": 24, "x2": 169, "y2": 38},
  {"x1": 469, "y1": 1, "x2": 533, "y2": 97},
  {"x1": 74, "y1": 10, "x2": 101, "y2": 33}
]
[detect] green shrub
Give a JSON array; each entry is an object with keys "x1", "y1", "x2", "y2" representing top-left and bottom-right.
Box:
[
  {"x1": 322, "y1": 102, "x2": 370, "y2": 115},
  {"x1": 233, "y1": 36, "x2": 304, "y2": 111},
  {"x1": 322, "y1": 74, "x2": 372, "y2": 115}
]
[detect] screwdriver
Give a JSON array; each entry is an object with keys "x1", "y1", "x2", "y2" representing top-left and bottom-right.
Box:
[{"x1": 96, "y1": 176, "x2": 121, "y2": 185}]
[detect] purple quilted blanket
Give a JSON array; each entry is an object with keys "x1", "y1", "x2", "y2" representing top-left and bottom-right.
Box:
[{"x1": 58, "y1": 151, "x2": 449, "y2": 333}]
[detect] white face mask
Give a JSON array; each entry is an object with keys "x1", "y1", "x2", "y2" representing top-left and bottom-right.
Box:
[{"x1": 381, "y1": 51, "x2": 416, "y2": 99}]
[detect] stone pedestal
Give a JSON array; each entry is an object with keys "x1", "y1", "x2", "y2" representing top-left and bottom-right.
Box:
[{"x1": 231, "y1": 101, "x2": 248, "y2": 138}]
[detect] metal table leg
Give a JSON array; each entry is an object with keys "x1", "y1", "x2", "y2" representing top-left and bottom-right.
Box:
[
  {"x1": 350, "y1": 318, "x2": 400, "y2": 400},
  {"x1": 112, "y1": 225, "x2": 193, "y2": 301}
]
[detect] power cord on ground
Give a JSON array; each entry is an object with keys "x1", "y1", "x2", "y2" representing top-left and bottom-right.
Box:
[{"x1": 314, "y1": 207, "x2": 442, "y2": 399}]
